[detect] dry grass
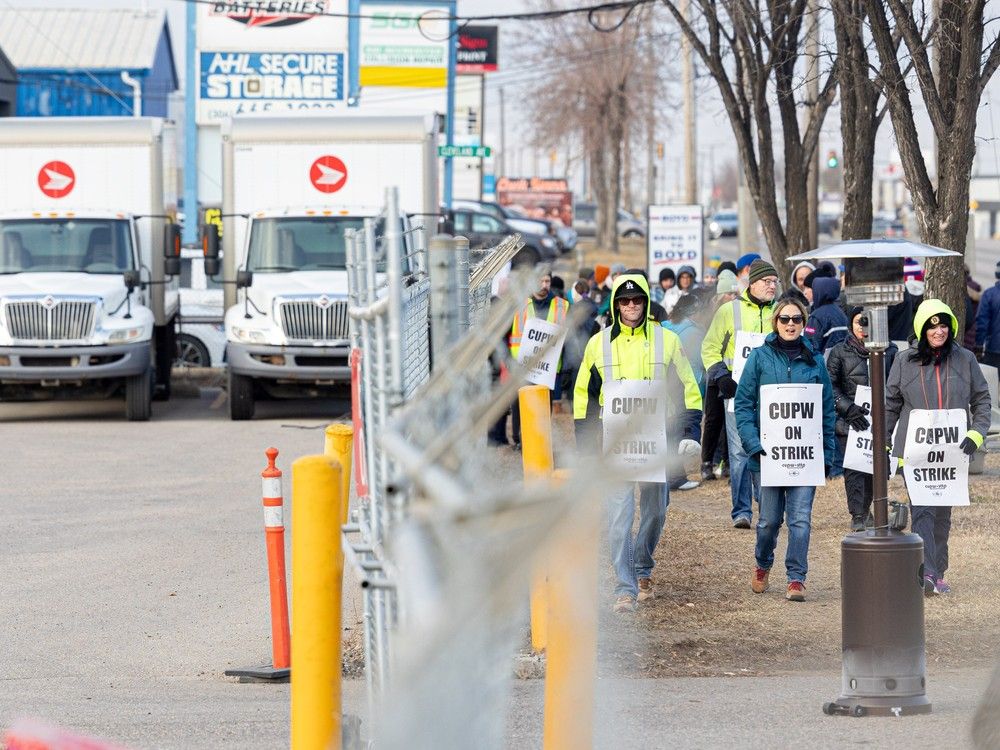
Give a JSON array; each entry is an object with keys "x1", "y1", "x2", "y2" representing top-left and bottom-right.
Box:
[{"x1": 590, "y1": 434, "x2": 1000, "y2": 678}]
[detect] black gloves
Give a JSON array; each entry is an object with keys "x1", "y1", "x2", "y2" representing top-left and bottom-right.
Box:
[
  {"x1": 753, "y1": 449, "x2": 767, "y2": 459},
  {"x1": 845, "y1": 403, "x2": 870, "y2": 432},
  {"x1": 718, "y1": 373, "x2": 738, "y2": 399},
  {"x1": 959, "y1": 437, "x2": 978, "y2": 456}
]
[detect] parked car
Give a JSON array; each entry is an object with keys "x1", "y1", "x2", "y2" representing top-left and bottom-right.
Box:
[
  {"x1": 449, "y1": 209, "x2": 558, "y2": 266},
  {"x1": 872, "y1": 217, "x2": 908, "y2": 238},
  {"x1": 453, "y1": 199, "x2": 577, "y2": 254},
  {"x1": 818, "y1": 213, "x2": 840, "y2": 236},
  {"x1": 707, "y1": 211, "x2": 739, "y2": 239},
  {"x1": 573, "y1": 202, "x2": 647, "y2": 238}
]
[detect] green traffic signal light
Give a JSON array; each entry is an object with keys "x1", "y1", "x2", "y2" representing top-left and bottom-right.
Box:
[{"x1": 826, "y1": 151, "x2": 839, "y2": 168}]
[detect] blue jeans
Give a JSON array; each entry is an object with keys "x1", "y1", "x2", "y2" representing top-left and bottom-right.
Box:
[
  {"x1": 755, "y1": 479, "x2": 816, "y2": 583},
  {"x1": 607, "y1": 482, "x2": 669, "y2": 597},
  {"x1": 911, "y1": 505, "x2": 952, "y2": 579},
  {"x1": 725, "y1": 407, "x2": 760, "y2": 521}
]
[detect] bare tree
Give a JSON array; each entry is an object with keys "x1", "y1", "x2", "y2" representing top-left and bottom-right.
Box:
[
  {"x1": 661, "y1": 0, "x2": 838, "y2": 269},
  {"x1": 519, "y1": 3, "x2": 663, "y2": 252},
  {"x1": 865, "y1": 0, "x2": 1000, "y2": 323}
]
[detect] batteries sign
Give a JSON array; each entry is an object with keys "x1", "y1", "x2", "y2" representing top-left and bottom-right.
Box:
[{"x1": 646, "y1": 204, "x2": 704, "y2": 284}]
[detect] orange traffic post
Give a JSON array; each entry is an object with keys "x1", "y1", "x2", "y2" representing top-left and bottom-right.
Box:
[
  {"x1": 224, "y1": 447, "x2": 291, "y2": 682},
  {"x1": 543, "y1": 469, "x2": 601, "y2": 750},
  {"x1": 290, "y1": 455, "x2": 343, "y2": 750},
  {"x1": 520, "y1": 384, "x2": 554, "y2": 652}
]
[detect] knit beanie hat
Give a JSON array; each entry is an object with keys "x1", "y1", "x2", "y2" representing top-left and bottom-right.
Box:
[
  {"x1": 659, "y1": 267, "x2": 676, "y2": 283},
  {"x1": 995, "y1": 260, "x2": 1000, "y2": 280},
  {"x1": 716, "y1": 269, "x2": 738, "y2": 295},
  {"x1": 747, "y1": 258, "x2": 778, "y2": 285},
  {"x1": 903, "y1": 258, "x2": 924, "y2": 282},
  {"x1": 736, "y1": 253, "x2": 761, "y2": 271}
]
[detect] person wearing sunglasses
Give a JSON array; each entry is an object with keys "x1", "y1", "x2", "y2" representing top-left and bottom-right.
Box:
[
  {"x1": 575, "y1": 271, "x2": 703, "y2": 613},
  {"x1": 885, "y1": 299, "x2": 991, "y2": 596},
  {"x1": 733, "y1": 297, "x2": 836, "y2": 602}
]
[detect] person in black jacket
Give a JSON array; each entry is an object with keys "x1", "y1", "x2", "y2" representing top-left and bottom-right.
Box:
[
  {"x1": 806, "y1": 277, "x2": 849, "y2": 355},
  {"x1": 826, "y1": 307, "x2": 898, "y2": 530}
]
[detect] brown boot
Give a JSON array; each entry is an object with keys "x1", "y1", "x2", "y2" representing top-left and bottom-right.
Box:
[
  {"x1": 637, "y1": 577, "x2": 654, "y2": 602},
  {"x1": 786, "y1": 581, "x2": 806, "y2": 602},
  {"x1": 751, "y1": 566, "x2": 770, "y2": 593}
]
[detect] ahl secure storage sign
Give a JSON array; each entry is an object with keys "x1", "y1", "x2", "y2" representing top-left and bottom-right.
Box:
[{"x1": 196, "y1": 1, "x2": 349, "y2": 125}]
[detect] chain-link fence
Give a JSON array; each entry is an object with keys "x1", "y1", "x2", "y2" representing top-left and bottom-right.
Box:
[{"x1": 344, "y1": 188, "x2": 526, "y2": 730}]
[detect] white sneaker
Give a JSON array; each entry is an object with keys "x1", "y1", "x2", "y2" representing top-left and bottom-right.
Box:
[{"x1": 677, "y1": 480, "x2": 700, "y2": 491}]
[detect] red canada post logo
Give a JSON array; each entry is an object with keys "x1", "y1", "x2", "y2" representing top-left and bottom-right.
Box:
[
  {"x1": 309, "y1": 156, "x2": 348, "y2": 194},
  {"x1": 37, "y1": 161, "x2": 75, "y2": 198},
  {"x1": 211, "y1": 1, "x2": 328, "y2": 28}
]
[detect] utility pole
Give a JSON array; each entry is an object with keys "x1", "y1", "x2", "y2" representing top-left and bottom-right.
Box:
[
  {"x1": 498, "y1": 86, "x2": 506, "y2": 178},
  {"x1": 803, "y1": 0, "x2": 819, "y2": 250},
  {"x1": 681, "y1": 0, "x2": 697, "y2": 205},
  {"x1": 646, "y1": 112, "x2": 656, "y2": 208},
  {"x1": 737, "y1": 157, "x2": 757, "y2": 253}
]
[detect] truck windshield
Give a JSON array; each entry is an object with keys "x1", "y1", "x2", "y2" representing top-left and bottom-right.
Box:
[
  {"x1": 246, "y1": 216, "x2": 368, "y2": 273},
  {"x1": 0, "y1": 218, "x2": 134, "y2": 274}
]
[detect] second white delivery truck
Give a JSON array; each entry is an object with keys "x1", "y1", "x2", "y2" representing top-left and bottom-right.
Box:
[
  {"x1": 0, "y1": 117, "x2": 180, "y2": 420},
  {"x1": 212, "y1": 115, "x2": 437, "y2": 419}
]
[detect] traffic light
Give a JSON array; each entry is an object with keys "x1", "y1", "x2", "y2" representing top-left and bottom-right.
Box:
[
  {"x1": 466, "y1": 107, "x2": 479, "y2": 134},
  {"x1": 826, "y1": 150, "x2": 839, "y2": 168}
]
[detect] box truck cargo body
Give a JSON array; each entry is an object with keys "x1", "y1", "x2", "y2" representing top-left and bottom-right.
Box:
[
  {"x1": 219, "y1": 115, "x2": 437, "y2": 419},
  {"x1": 0, "y1": 117, "x2": 179, "y2": 420}
]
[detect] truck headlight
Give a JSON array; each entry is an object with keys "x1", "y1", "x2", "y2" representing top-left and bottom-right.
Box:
[
  {"x1": 109, "y1": 327, "x2": 144, "y2": 343},
  {"x1": 231, "y1": 325, "x2": 266, "y2": 343},
  {"x1": 541, "y1": 236, "x2": 556, "y2": 249}
]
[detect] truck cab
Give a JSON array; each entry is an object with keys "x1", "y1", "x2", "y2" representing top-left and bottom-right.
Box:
[{"x1": 224, "y1": 206, "x2": 416, "y2": 419}]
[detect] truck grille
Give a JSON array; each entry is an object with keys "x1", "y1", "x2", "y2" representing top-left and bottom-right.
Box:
[
  {"x1": 4, "y1": 298, "x2": 97, "y2": 341},
  {"x1": 278, "y1": 298, "x2": 349, "y2": 342}
]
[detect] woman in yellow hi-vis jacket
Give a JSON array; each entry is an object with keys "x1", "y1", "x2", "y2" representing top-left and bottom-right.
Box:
[{"x1": 574, "y1": 271, "x2": 703, "y2": 613}]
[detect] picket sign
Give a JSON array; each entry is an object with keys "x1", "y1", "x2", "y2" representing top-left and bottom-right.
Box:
[
  {"x1": 517, "y1": 317, "x2": 566, "y2": 390},
  {"x1": 903, "y1": 408, "x2": 970, "y2": 506},
  {"x1": 759, "y1": 383, "x2": 826, "y2": 487},
  {"x1": 727, "y1": 330, "x2": 767, "y2": 412},
  {"x1": 842, "y1": 385, "x2": 874, "y2": 474},
  {"x1": 602, "y1": 379, "x2": 669, "y2": 483}
]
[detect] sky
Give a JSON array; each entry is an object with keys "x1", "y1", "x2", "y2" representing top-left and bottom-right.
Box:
[{"x1": 6, "y1": 0, "x2": 1000, "y2": 201}]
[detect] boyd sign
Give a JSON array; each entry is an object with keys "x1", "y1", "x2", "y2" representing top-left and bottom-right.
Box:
[{"x1": 647, "y1": 204, "x2": 703, "y2": 283}]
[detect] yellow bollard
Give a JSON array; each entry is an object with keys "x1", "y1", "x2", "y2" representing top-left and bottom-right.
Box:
[
  {"x1": 290, "y1": 455, "x2": 343, "y2": 750},
  {"x1": 543, "y1": 469, "x2": 601, "y2": 750},
  {"x1": 324, "y1": 423, "x2": 354, "y2": 526},
  {"x1": 519, "y1": 384, "x2": 553, "y2": 652}
]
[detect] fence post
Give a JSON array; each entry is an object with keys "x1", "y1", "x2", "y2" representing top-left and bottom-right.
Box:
[
  {"x1": 290, "y1": 455, "x2": 343, "y2": 750},
  {"x1": 542, "y1": 469, "x2": 600, "y2": 750},
  {"x1": 453, "y1": 234, "x2": 470, "y2": 333},
  {"x1": 519, "y1": 384, "x2": 553, "y2": 653},
  {"x1": 429, "y1": 234, "x2": 457, "y2": 368},
  {"x1": 324, "y1": 424, "x2": 355, "y2": 527}
]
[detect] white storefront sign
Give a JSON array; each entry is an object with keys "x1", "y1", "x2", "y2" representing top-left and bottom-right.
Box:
[
  {"x1": 759, "y1": 384, "x2": 826, "y2": 487},
  {"x1": 516, "y1": 317, "x2": 565, "y2": 391},
  {"x1": 602, "y1": 380, "x2": 669, "y2": 483},
  {"x1": 647, "y1": 204, "x2": 704, "y2": 282},
  {"x1": 903, "y1": 408, "x2": 970, "y2": 506},
  {"x1": 842, "y1": 385, "x2": 874, "y2": 474},
  {"x1": 196, "y1": 1, "x2": 349, "y2": 125}
]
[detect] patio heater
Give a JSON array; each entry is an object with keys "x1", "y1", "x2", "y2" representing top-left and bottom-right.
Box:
[{"x1": 788, "y1": 239, "x2": 959, "y2": 718}]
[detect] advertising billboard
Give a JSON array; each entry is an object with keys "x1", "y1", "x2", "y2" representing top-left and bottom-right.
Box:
[
  {"x1": 358, "y1": 3, "x2": 450, "y2": 88},
  {"x1": 496, "y1": 177, "x2": 573, "y2": 228},
  {"x1": 646, "y1": 204, "x2": 704, "y2": 281},
  {"x1": 457, "y1": 25, "x2": 498, "y2": 73},
  {"x1": 196, "y1": 1, "x2": 349, "y2": 125}
]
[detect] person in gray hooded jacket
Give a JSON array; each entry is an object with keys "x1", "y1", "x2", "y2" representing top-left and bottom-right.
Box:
[{"x1": 886, "y1": 299, "x2": 992, "y2": 596}]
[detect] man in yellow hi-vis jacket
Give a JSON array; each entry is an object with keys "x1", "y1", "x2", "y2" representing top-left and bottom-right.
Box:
[{"x1": 575, "y1": 271, "x2": 703, "y2": 613}]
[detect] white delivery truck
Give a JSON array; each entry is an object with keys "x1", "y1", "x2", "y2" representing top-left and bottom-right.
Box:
[
  {"x1": 210, "y1": 115, "x2": 437, "y2": 420},
  {"x1": 0, "y1": 118, "x2": 181, "y2": 420}
]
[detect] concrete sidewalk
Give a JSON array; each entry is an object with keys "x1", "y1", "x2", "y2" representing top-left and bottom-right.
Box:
[{"x1": 0, "y1": 669, "x2": 990, "y2": 748}]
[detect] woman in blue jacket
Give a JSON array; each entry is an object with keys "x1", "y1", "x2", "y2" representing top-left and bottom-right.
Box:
[{"x1": 734, "y1": 296, "x2": 837, "y2": 602}]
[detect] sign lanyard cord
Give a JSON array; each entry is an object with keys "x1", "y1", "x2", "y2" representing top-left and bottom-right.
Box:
[{"x1": 919, "y1": 360, "x2": 950, "y2": 410}]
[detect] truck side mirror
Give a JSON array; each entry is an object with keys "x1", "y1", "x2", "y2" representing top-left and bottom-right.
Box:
[
  {"x1": 236, "y1": 269, "x2": 253, "y2": 289},
  {"x1": 201, "y1": 223, "x2": 220, "y2": 259},
  {"x1": 163, "y1": 223, "x2": 181, "y2": 276},
  {"x1": 123, "y1": 269, "x2": 140, "y2": 291}
]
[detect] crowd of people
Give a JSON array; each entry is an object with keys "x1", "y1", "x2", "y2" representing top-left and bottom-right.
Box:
[{"x1": 497, "y1": 253, "x2": 997, "y2": 613}]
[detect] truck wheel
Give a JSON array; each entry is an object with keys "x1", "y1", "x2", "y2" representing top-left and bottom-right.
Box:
[
  {"x1": 229, "y1": 371, "x2": 255, "y2": 420},
  {"x1": 174, "y1": 334, "x2": 211, "y2": 368},
  {"x1": 154, "y1": 323, "x2": 176, "y2": 402},
  {"x1": 126, "y1": 368, "x2": 153, "y2": 421}
]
